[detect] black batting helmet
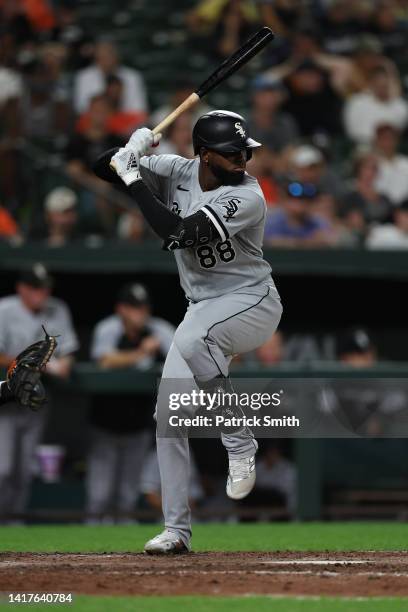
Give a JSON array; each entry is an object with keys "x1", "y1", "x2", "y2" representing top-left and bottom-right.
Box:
[{"x1": 192, "y1": 110, "x2": 261, "y2": 160}]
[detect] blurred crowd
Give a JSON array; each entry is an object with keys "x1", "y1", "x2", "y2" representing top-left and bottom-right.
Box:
[{"x1": 2, "y1": 0, "x2": 408, "y2": 248}]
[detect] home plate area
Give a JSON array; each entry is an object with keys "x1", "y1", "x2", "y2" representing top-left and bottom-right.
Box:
[{"x1": 0, "y1": 551, "x2": 407, "y2": 597}]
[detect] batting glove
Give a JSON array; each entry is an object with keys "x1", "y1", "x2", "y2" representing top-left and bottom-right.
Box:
[
  {"x1": 128, "y1": 127, "x2": 161, "y2": 157},
  {"x1": 110, "y1": 128, "x2": 162, "y2": 186},
  {"x1": 110, "y1": 147, "x2": 143, "y2": 186}
]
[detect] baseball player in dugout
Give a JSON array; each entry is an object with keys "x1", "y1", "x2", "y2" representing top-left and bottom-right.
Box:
[
  {"x1": 86, "y1": 283, "x2": 175, "y2": 522},
  {"x1": 94, "y1": 110, "x2": 283, "y2": 553},
  {"x1": 0, "y1": 263, "x2": 79, "y2": 523}
]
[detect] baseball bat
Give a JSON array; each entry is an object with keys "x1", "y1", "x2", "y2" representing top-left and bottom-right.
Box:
[
  {"x1": 101, "y1": 27, "x2": 275, "y2": 177},
  {"x1": 152, "y1": 26, "x2": 275, "y2": 135}
]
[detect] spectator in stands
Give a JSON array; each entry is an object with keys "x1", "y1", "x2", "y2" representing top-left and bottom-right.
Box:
[
  {"x1": 21, "y1": 53, "x2": 71, "y2": 144},
  {"x1": 289, "y1": 144, "x2": 345, "y2": 203},
  {"x1": 366, "y1": 199, "x2": 408, "y2": 249},
  {"x1": 51, "y1": 1, "x2": 93, "y2": 70},
  {"x1": 248, "y1": 147, "x2": 280, "y2": 207},
  {"x1": 0, "y1": 205, "x2": 21, "y2": 244},
  {"x1": 264, "y1": 23, "x2": 360, "y2": 97},
  {"x1": 66, "y1": 94, "x2": 123, "y2": 234},
  {"x1": 341, "y1": 149, "x2": 391, "y2": 225},
  {"x1": 73, "y1": 40, "x2": 148, "y2": 116},
  {"x1": 373, "y1": 123, "x2": 408, "y2": 206},
  {"x1": 150, "y1": 81, "x2": 212, "y2": 128},
  {"x1": 317, "y1": 0, "x2": 358, "y2": 56},
  {"x1": 264, "y1": 181, "x2": 335, "y2": 247},
  {"x1": 351, "y1": 35, "x2": 403, "y2": 94},
  {"x1": 371, "y1": 1, "x2": 408, "y2": 62},
  {"x1": 86, "y1": 283, "x2": 175, "y2": 523},
  {"x1": 158, "y1": 114, "x2": 194, "y2": 158},
  {"x1": 117, "y1": 210, "x2": 145, "y2": 243},
  {"x1": 343, "y1": 66, "x2": 408, "y2": 145},
  {"x1": 0, "y1": 263, "x2": 79, "y2": 523},
  {"x1": 140, "y1": 444, "x2": 204, "y2": 516},
  {"x1": 103, "y1": 75, "x2": 147, "y2": 137},
  {"x1": 282, "y1": 59, "x2": 343, "y2": 139},
  {"x1": 187, "y1": 0, "x2": 259, "y2": 37},
  {"x1": 43, "y1": 187, "x2": 79, "y2": 247},
  {"x1": 255, "y1": 331, "x2": 284, "y2": 365},
  {"x1": 209, "y1": 0, "x2": 259, "y2": 60},
  {"x1": 0, "y1": 64, "x2": 23, "y2": 207},
  {"x1": 248, "y1": 75, "x2": 299, "y2": 158}
]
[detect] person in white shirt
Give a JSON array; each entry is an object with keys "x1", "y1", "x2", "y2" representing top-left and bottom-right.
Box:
[
  {"x1": 374, "y1": 123, "x2": 408, "y2": 206},
  {"x1": 366, "y1": 199, "x2": 408, "y2": 249},
  {"x1": 343, "y1": 66, "x2": 408, "y2": 145},
  {"x1": 73, "y1": 40, "x2": 148, "y2": 115},
  {"x1": 0, "y1": 264, "x2": 79, "y2": 522}
]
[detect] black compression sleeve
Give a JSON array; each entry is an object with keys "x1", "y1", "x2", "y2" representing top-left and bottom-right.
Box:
[
  {"x1": 129, "y1": 180, "x2": 181, "y2": 239},
  {"x1": 128, "y1": 179, "x2": 221, "y2": 249},
  {"x1": 0, "y1": 381, "x2": 13, "y2": 406}
]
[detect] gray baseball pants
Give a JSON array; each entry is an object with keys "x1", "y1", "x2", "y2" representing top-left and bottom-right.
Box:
[
  {"x1": 86, "y1": 427, "x2": 151, "y2": 519},
  {"x1": 0, "y1": 403, "x2": 46, "y2": 520},
  {"x1": 155, "y1": 282, "x2": 283, "y2": 546}
]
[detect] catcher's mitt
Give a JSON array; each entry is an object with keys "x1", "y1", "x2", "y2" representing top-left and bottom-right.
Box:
[{"x1": 6, "y1": 326, "x2": 59, "y2": 410}]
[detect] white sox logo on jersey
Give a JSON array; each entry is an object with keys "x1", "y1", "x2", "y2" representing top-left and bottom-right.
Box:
[
  {"x1": 235, "y1": 122, "x2": 246, "y2": 138},
  {"x1": 222, "y1": 198, "x2": 240, "y2": 222}
]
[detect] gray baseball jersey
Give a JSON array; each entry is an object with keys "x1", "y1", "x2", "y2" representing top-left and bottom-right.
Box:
[
  {"x1": 0, "y1": 295, "x2": 79, "y2": 357},
  {"x1": 139, "y1": 155, "x2": 274, "y2": 303},
  {"x1": 91, "y1": 314, "x2": 175, "y2": 367}
]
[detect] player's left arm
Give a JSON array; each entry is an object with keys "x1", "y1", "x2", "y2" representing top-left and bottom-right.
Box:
[{"x1": 110, "y1": 144, "x2": 223, "y2": 249}]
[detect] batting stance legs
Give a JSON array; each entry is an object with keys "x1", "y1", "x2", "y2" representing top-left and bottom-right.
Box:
[{"x1": 154, "y1": 282, "x2": 282, "y2": 549}]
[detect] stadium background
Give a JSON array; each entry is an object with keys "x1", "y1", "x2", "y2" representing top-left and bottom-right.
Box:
[{"x1": 1, "y1": 0, "x2": 408, "y2": 525}]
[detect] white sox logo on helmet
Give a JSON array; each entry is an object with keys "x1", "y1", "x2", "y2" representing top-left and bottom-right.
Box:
[{"x1": 235, "y1": 122, "x2": 246, "y2": 138}]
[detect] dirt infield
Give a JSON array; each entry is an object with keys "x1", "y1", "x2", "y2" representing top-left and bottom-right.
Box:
[{"x1": 0, "y1": 551, "x2": 407, "y2": 597}]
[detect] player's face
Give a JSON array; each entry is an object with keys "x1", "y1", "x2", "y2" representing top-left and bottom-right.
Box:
[
  {"x1": 17, "y1": 283, "x2": 50, "y2": 312},
  {"x1": 117, "y1": 303, "x2": 149, "y2": 330},
  {"x1": 206, "y1": 149, "x2": 247, "y2": 186}
]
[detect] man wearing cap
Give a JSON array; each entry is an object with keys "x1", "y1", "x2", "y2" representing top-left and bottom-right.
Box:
[
  {"x1": 86, "y1": 283, "x2": 175, "y2": 522},
  {"x1": 248, "y1": 75, "x2": 299, "y2": 155},
  {"x1": 289, "y1": 144, "x2": 344, "y2": 203},
  {"x1": 265, "y1": 181, "x2": 335, "y2": 247},
  {"x1": 43, "y1": 187, "x2": 79, "y2": 247},
  {"x1": 0, "y1": 263, "x2": 79, "y2": 522}
]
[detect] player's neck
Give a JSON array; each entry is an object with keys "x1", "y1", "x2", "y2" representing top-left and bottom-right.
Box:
[{"x1": 198, "y1": 163, "x2": 223, "y2": 192}]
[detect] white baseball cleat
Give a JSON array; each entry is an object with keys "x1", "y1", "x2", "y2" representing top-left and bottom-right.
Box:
[
  {"x1": 226, "y1": 455, "x2": 256, "y2": 500},
  {"x1": 144, "y1": 529, "x2": 190, "y2": 555}
]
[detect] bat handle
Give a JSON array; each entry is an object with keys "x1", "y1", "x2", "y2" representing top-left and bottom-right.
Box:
[{"x1": 152, "y1": 92, "x2": 200, "y2": 135}]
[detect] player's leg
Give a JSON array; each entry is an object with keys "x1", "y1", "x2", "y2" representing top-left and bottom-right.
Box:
[
  {"x1": 173, "y1": 283, "x2": 282, "y2": 498},
  {"x1": 144, "y1": 340, "x2": 194, "y2": 554},
  {"x1": 0, "y1": 406, "x2": 18, "y2": 521},
  {"x1": 12, "y1": 409, "x2": 46, "y2": 518},
  {"x1": 174, "y1": 284, "x2": 282, "y2": 383},
  {"x1": 85, "y1": 427, "x2": 118, "y2": 521},
  {"x1": 117, "y1": 428, "x2": 151, "y2": 519}
]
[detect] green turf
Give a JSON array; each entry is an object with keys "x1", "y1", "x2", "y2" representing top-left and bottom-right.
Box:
[
  {"x1": 0, "y1": 596, "x2": 406, "y2": 612},
  {"x1": 0, "y1": 522, "x2": 407, "y2": 552}
]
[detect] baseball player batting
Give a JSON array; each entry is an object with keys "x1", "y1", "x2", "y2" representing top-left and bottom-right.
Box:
[{"x1": 95, "y1": 110, "x2": 283, "y2": 553}]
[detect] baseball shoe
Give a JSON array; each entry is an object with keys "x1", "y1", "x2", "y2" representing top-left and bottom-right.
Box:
[
  {"x1": 144, "y1": 529, "x2": 190, "y2": 555},
  {"x1": 226, "y1": 455, "x2": 256, "y2": 500}
]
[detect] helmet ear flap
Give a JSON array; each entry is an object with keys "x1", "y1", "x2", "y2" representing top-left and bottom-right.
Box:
[{"x1": 246, "y1": 148, "x2": 252, "y2": 161}]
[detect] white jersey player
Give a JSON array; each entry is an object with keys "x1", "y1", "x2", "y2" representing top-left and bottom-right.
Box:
[{"x1": 98, "y1": 110, "x2": 283, "y2": 553}]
